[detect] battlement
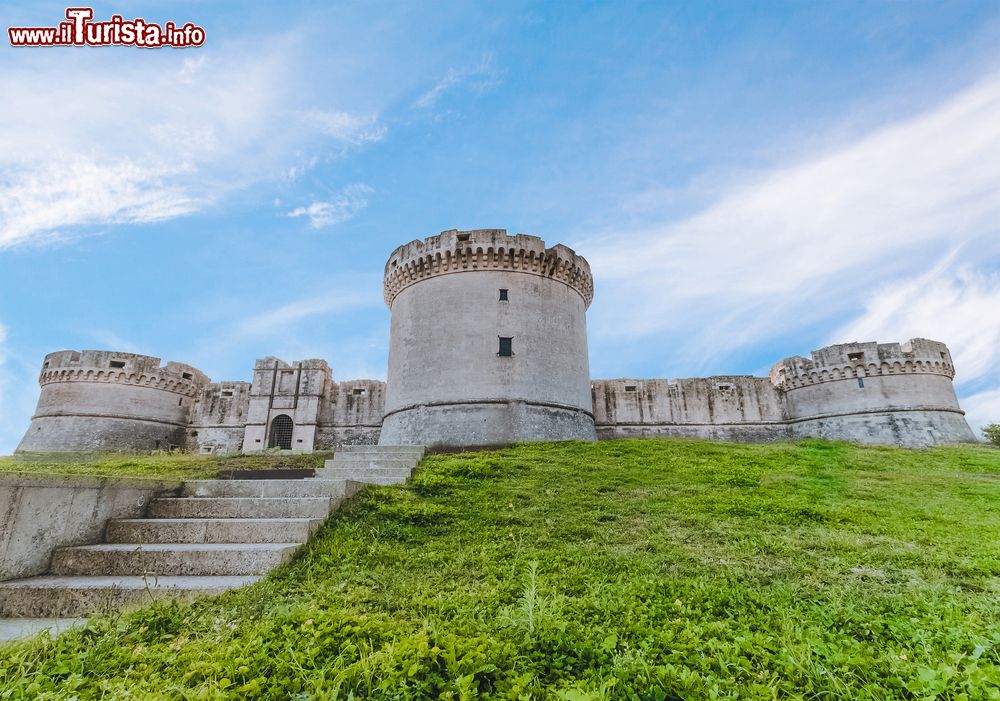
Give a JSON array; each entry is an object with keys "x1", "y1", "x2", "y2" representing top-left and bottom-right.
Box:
[
  {"x1": 769, "y1": 338, "x2": 956, "y2": 389},
  {"x1": 37, "y1": 350, "x2": 209, "y2": 397},
  {"x1": 382, "y1": 228, "x2": 594, "y2": 308}
]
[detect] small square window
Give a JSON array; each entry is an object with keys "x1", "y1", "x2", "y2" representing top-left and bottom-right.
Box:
[
  {"x1": 498, "y1": 337, "x2": 513, "y2": 357},
  {"x1": 109, "y1": 360, "x2": 126, "y2": 369},
  {"x1": 499, "y1": 289, "x2": 509, "y2": 301}
]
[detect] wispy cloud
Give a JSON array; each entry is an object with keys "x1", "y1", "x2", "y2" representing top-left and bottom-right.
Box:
[
  {"x1": 0, "y1": 38, "x2": 385, "y2": 249},
  {"x1": 831, "y1": 257, "x2": 1000, "y2": 383},
  {"x1": 960, "y1": 387, "x2": 1000, "y2": 437},
  {"x1": 287, "y1": 184, "x2": 373, "y2": 228},
  {"x1": 228, "y1": 279, "x2": 384, "y2": 341},
  {"x1": 414, "y1": 53, "x2": 501, "y2": 109},
  {"x1": 581, "y1": 69, "x2": 1000, "y2": 377}
]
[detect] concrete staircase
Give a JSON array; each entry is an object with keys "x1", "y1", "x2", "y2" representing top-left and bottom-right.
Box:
[
  {"x1": 0, "y1": 446, "x2": 424, "y2": 621},
  {"x1": 314, "y1": 445, "x2": 425, "y2": 485},
  {"x1": 0, "y1": 477, "x2": 359, "y2": 618}
]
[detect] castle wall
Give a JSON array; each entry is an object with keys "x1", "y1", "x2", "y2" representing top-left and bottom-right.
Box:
[
  {"x1": 188, "y1": 382, "x2": 251, "y2": 454},
  {"x1": 379, "y1": 229, "x2": 596, "y2": 447},
  {"x1": 592, "y1": 377, "x2": 791, "y2": 442},
  {"x1": 314, "y1": 379, "x2": 385, "y2": 448},
  {"x1": 16, "y1": 351, "x2": 208, "y2": 453}
]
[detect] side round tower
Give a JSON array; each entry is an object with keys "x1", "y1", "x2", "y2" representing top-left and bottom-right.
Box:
[
  {"x1": 16, "y1": 350, "x2": 209, "y2": 453},
  {"x1": 379, "y1": 228, "x2": 597, "y2": 447},
  {"x1": 769, "y1": 338, "x2": 976, "y2": 447}
]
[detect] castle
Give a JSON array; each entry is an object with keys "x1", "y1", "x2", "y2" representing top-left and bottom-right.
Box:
[{"x1": 16, "y1": 229, "x2": 977, "y2": 453}]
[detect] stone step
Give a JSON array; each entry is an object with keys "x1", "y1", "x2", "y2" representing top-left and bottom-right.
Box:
[
  {"x1": 327, "y1": 456, "x2": 420, "y2": 469},
  {"x1": 0, "y1": 575, "x2": 259, "y2": 618},
  {"x1": 314, "y1": 466, "x2": 413, "y2": 485},
  {"x1": 339, "y1": 445, "x2": 425, "y2": 456},
  {"x1": 182, "y1": 479, "x2": 347, "y2": 499},
  {"x1": 106, "y1": 518, "x2": 322, "y2": 544},
  {"x1": 149, "y1": 496, "x2": 335, "y2": 519},
  {"x1": 50, "y1": 543, "x2": 299, "y2": 577}
]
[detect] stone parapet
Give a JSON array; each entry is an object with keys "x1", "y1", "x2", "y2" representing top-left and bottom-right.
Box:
[
  {"x1": 383, "y1": 229, "x2": 594, "y2": 308},
  {"x1": 769, "y1": 339, "x2": 956, "y2": 389}
]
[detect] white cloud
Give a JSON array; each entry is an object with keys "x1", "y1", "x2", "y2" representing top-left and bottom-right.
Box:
[
  {"x1": 414, "y1": 54, "x2": 501, "y2": 109},
  {"x1": 287, "y1": 184, "x2": 373, "y2": 228},
  {"x1": 229, "y1": 278, "x2": 383, "y2": 340},
  {"x1": 581, "y1": 69, "x2": 1000, "y2": 372},
  {"x1": 0, "y1": 38, "x2": 385, "y2": 249},
  {"x1": 831, "y1": 258, "x2": 1000, "y2": 384},
  {"x1": 960, "y1": 387, "x2": 1000, "y2": 438}
]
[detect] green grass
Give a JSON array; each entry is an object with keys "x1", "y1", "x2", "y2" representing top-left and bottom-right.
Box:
[
  {"x1": 1, "y1": 438, "x2": 999, "y2": 700},
  {"x1": 0, "y1": 451, "x2": 334, "y2": 481}
]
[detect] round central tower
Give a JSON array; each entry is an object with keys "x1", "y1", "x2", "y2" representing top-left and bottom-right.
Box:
[{"x1": 379, "y1": 228, "x2": 597, "y2": 448}]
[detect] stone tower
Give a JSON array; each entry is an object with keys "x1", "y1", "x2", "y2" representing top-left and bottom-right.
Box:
[
  {"x1": 379, "y1": 229, "x2": 597, "y2": 447},
  {"x1": 769, "y1": 338, "x2": 977, "y2": 445},
  {"x1": 16, "y1": 350, "x2": 208, "y2": 452}
]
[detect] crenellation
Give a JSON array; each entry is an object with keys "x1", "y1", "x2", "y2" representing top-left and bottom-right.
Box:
[{"x1": 383, "y1": 229, "x2": 594, "y2": 309}]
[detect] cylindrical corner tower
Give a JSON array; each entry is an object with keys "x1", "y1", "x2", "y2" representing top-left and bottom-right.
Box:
[
  {"x1": 769, "y1": 338, "x2": 977, "y2": 447},
  {"x1": 16, "y1": 350, "x2": 209, "y2": 453},
  {"x1": 379, "y1": 229, "x2": 597, "y2": 448}
]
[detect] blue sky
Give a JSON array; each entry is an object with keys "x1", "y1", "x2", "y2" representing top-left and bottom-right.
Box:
[{"x1": 2, "y1": 1, "x2": 1000, "y2": 453}]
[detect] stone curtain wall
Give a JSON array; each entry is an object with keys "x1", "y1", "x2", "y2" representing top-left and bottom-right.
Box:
[{"x1": 592, "y1": 339, "x2": 976, "y2": 448}]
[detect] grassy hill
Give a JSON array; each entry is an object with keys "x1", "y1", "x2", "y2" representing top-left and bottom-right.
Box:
[{"x1": 1, "y1": 438, "x2": 998, "y2": 700}]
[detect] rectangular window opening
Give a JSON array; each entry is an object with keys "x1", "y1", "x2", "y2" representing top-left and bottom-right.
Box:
[
  {"x1": 624, "y1": 385, "x2": 637, "y2": 392},
  {"x1": 178, "y1": 397, "x2": 184, "y2": 406},
  {"x1": 457, "y1": 233, "x2": 471, "y2": 243},
  {"x1": 182, "y1": 372, "x2": 193, "y2": 380},
  {"x1": 222, "y1": 391, "x2": 233, "y2": 397},
  {"x1": 498, "y1": 337, "x2": 513, "y2": 357},
  {"x1": 109, "y1": 360, "x2": 126, "y2": 369},
  {"x1": 352, "y1": 388, "x2": 366, "y2": 395},
  {"x1": 718, "y1": 384, "x2": 733, "y2": 391},
  {"x1": 847, "y1": 352, "x2": 864, "y2": 362},
  {"x1": 499, "y1": 288, "x2": 509, "y2": 301}
]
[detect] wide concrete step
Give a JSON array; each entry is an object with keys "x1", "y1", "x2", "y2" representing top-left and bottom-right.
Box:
[
  {"x1": 106, "y1": 518, "x2": 321, "y2": 544},
  {"x1": 327, "y1": 456, "x2": 420, "y2": 469},
  {"x1": 182, "y1": 479, "x2": 348, "y2": 499},
  {"x1": 51, "y1": 543, "x2": 299, "y2": 577},
  {"x1": 315, "y1": 466, "x2": 413, "y2": 485},
  {"x1": 340, "y1": 445, "x2": 425, "y2": 456},
  {"x1": 0, "y1": 575, "x2": 259, "y2": 617},
  {"x1": 149, "y1": 496, "x2": 335, "y2": 519}
]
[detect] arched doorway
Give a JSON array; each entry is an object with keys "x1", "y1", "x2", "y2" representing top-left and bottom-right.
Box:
[{"x1": 268, "y1": 415, "x2": 294, "y2": 450}]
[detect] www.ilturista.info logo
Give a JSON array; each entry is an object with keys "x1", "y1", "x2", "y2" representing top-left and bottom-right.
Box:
[{"x1": 8, "y1": 7, "x2": 206, "y2": 48}]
